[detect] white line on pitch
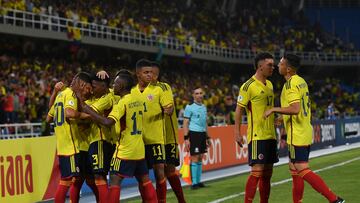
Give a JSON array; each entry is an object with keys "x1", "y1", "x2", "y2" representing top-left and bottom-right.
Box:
[{"x1": 208, "y1": 157, "x2": 360, "y2": 203}]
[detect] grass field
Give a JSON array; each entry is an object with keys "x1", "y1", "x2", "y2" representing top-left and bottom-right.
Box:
[{"x1": 125, "y1": 148, "x2": 360, "y2": 203}]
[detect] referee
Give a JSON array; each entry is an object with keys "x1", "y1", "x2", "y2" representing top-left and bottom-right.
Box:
[{"x1": 183, "y1": 87, "x2": 211, "y2": 190}]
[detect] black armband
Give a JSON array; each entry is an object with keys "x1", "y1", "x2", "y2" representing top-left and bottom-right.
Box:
[{"x1": 184, "y1": 135, "x2": 189, "y2": 140}]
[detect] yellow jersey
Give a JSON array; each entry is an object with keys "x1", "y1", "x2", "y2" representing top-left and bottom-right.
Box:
[
  {"x1": 131, "y1": 84, "x2": 173, "y2": 145},
  {"x1": 108, "y1": 93, "x2": 145, "y2": 160},
  {"x1": 157, "y1": 82, "x2": 178, "y2": 144},
  {"x1": 281, "y1": 75, "x2": 312, "y2": 146},
  {"x1": 110, "y1": 88, "x2": 121, "y2": 144},
  {"x1": 88, "y1": 92, "x2": 115, "y2": 144},
  {"x1": 48, "y1": 88, "x2": 81, "y2": 156},
  {"x1": 237, "y1": 76, "x2": 276, "y2": 142}
]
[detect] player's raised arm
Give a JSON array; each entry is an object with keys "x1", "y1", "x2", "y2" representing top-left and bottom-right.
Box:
[{"x1": 48, "y1": 81, "x2": 64, "y2": 109}]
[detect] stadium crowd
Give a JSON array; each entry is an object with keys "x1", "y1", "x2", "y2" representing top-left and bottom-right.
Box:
[
  {"x1": 1, "y1": 38, "x2": 359, "y2": 127},
  {"x1": 0, "y1": 0, "x2": 355, "y2": 53}
]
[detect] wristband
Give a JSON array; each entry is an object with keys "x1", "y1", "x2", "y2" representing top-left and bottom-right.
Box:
[{"x1": 184, "y1": 135, "x2": 189, "y2": 140}]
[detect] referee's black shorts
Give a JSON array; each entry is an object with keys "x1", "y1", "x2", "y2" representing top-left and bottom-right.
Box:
[{"x1": 189, "y1": 131, "x2": 207, "y2": 156}]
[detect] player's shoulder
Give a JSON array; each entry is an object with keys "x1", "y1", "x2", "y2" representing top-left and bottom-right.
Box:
[
  {"x1": 185, "y1": 102, "x2": 195, "y2": 109},
  {"x1": 241, "y1": 77, "x2": 256, "y2": 92},
  {"x1": 285, "y1": 75, "x2": 306, "y2": 90},
  {"x1": 153, "y1": 81, "x2": 169, "y2": 92}
]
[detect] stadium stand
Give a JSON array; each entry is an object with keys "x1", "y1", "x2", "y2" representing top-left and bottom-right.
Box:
[
  {"x1": 0, "y1": 35, "x2": 359, "y2": 128},
  {"x1": 0, "y1": 0, "x2": 356, "y2": 52}
]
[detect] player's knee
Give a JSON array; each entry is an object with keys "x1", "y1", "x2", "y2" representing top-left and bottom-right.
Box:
[
  {"x1": 165, "y1": 164, "x2": 176, "y2": 176},
  {"x1": 59, "y1": 177, "x2": 73, "y2": 186},
  {"x1": 153, "y1": 164, "x2": 165, "y2": 180},
  {"x1": 94, "y1": 173, "x2": 106, "y2": 180},
  {"x1": 110, "y1": 174, "x2": 122, "y2": 186},
  {"x1": 263, "y1": 169, "x2": 273, "y2": 178},
  {"x1": 250, "y1": 170, "x2": 263, "y2": 177},
  {"x1": 72, "y1": 176, "x2": 84, "y2": 184},
  {"x1": 136, "y1": 174, "x2": 151, "y2": 184}
]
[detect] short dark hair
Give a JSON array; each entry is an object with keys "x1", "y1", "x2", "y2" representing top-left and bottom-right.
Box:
[
  {"x1": 91, "y1": 73, "x2": 111, "y2": 86},
  {"x1": 150, "y1": 61, "x2": 161, "y2": 69},
  {"x1": 75, "y1": 72, "x2": 92, "y2": 84},
  {"x1": 254, "y1": 52, "x2": 274, "y2": 70},
  {"x1": 116, "y1": 69, "x2": 132, "y2": 77},
  {"x1": 192, "y1": 87, "x2": 203, "y2": 93},
  {"x1": 116, "y1": 72, "x2": 135, "y2": 91},
  {"x1": 283, "y1": 53, "x2": 301, "y2": 70},
  {"x1": 136, "y1": 59, "x2": 152, "y2": 70}
]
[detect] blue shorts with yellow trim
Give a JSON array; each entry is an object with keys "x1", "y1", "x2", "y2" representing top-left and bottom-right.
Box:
[
  {"x1": 110, "y1": 157, "x2": 148, "y2": 178},
  {"x1": 288, "y1": 145, "x2": 310, "y2": 163},
  {"x1": 88, "y1": 140, "x2": 115, "y2": 174},
  {"x1": 248, "y1": 139, "x2": 279, "y2": 166},
  {"x1": 165, "y1": 143, "x2": 180, "y2": 166},
  {"x1": 58, "y1": 153, "x2": 81, "y2": 178},
  {"x1": 79, "y1": 150, "x2": 92, "y2": 176},
  {"x1": 145, "y1": 144, "x2": 166, "y2": 169}
]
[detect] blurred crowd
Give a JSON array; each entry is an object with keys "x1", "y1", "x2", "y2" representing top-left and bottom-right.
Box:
[
  {"x1": 0, "y1": 0, "x2": 355, "y2": 53},
  {"x1": 1, "y1": 42, "x2": 359, "y2": 126}
]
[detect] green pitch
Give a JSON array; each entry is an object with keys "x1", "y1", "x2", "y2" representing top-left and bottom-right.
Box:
[{"x1": 125, "y1": 148, "x2": 360, "y2": 203}]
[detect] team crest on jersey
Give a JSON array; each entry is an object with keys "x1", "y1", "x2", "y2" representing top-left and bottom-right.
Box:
[
  {"x1": 68, "y1": 100, "x2": 75, "y2": 106},
  {"x1": 237, "y1": 95, "x2": 243, "y2": 102},
  {"x1": 258, "y1": 153, "x2": 264, "y2": 160},
  {"x1": 147, "y1": 94, "x2": 154, "y2": 101}
]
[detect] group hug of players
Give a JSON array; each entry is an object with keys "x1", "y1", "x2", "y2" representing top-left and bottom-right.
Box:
[{"x1": 46, "y1": 59, "x2": 186, "y2": 203}]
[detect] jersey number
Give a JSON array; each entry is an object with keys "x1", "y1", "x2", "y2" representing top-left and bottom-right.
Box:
[
  {"x1": 130, "y1": 111, "x2": 143, "y2": 135},
  {"x1": 152, "y1": 145, "x2": 163, "y2": 156},
  {"x1": 301, "y1": 92, "x2": 310, "y2": 116},
  {"x1": 54, "y1": 102, "x2": 64, "y2": 126}
]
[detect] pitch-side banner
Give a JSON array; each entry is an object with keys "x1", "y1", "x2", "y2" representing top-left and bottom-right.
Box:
[
  {"x1": 177, "y1": 125, "x2": 249, "y2": 171},
  {"x1": 0, "y1": 136, "x2": 59, "y2": 203}
]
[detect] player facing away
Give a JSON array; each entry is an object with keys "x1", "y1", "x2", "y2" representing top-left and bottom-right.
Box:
[
  {"x1": 151, "y1": 62, "x2": 186, "y2": 203},
  {"x1": 183, "y1": 87, "x2": 211, "y2": 190},
  {"x1": 234, "y1": 52, "x2": 279, "y2": 203},
  {"x1": 81, "y1": 71, "x2": 158, "y2": 203},
  {"x1": 46, "y1": 72, "x2": 92, "y2": 203},
  {"x1": 264, "y1": 53, "x2": 344, "y2": 203},
  {"x1": 131, "y1": 59, "x2": 174, "y2": 202}
]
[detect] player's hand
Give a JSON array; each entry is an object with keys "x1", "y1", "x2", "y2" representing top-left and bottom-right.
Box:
[
  {"x1": 163, "y1": 105, "x2": 174, "y2": 115},
  {"x1": 185, "y1": 140, "x2": 190, "y2": 152},
  {"x1": 263, "y1": 109, "x2": 273, "y2": 119},
  {"x1": 275, "y1": 115, "x2": 283, "y2": 126},
  {"x1": 206, "y1": 138, "x2": 211, "y2": 148},
  {"x1": 96, "y1": 70, "x2": 109, "y2": 79},
  {"x1": 235, "y1": 134, "x2": 244, "y2": 147},
  {"x1": 79, "y1": 112, "x2": 90, "y2": 119},
  {"x1": 54, "y1": 81, "x2": 64, "y2": 93}
]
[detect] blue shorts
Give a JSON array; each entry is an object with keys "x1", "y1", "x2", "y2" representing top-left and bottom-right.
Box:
[
  {"x1": 145, "y1": 144, "x2": 165, "y2": 169},
  {"x1": 110, "y1": 157, "x2": 148, "y2": 178},
  {"x1": 288, "y1": 145, "x2": 310, "y2": 163},
  {"x1": 58, "y1": 153, "x2": 81, "y2": 179},
  {"x1": 248, "y1": 139, "x2": 279, "y2": 166},
  {"x1": 88, "y1": 140, "x2": 115, "y2": 174},
  {"x1": 165, "y1": 143, "x2": 180, "y2": 166},
  {"x1": 79, "y1": 150, "x2": 92, "y2": 176}
]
